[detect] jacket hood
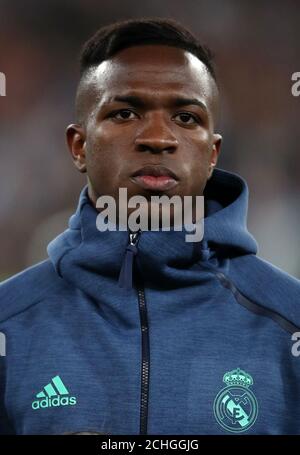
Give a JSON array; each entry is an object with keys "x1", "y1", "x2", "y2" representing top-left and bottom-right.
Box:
[{"x1": 47, "y1": 168, "x2": 257, "y2": 293}]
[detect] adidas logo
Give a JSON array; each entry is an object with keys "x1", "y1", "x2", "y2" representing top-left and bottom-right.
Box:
[{"x1": 32, "y1": 375, "x2": 77, "y2": 410}]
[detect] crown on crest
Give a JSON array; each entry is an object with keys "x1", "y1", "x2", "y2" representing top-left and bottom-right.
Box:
[{"x1": 223, "y1": 368, "x2": 253, "y2": 388}]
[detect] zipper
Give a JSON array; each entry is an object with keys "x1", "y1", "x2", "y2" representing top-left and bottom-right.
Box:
[
  {"x1": 118, "y1": 231, "x2": 141, "y2": 290},
  {"x1": 118, "y1": 230, "x2": 150, "y2": 434},
  {"x1": 137, "y1": 282, "x2": 150, "y2": 435},
  {"x1": 129, "y1": 231, "x2": 140, "y2": 247}
]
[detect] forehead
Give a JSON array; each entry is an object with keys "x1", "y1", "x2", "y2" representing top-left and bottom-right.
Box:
[{"x1": 89, "y1": 45, "x2": 217, "y2": 112}]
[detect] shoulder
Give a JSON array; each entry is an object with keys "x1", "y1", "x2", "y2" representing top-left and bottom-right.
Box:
[
  {"x1": 228, "y1": 254, "x2": 300, "y2": 326},
  {"x1": 0, "y1": 260, "x2": 69, "y2": 323},
  {"x1": 231, "y1": 254, "x2": 300, "y2": 293}
]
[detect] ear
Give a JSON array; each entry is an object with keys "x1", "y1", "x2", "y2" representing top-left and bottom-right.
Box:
[
  {"x1": 208, "y1": 133, "x2": 222, "y2": 179},
  {"x1": 66, "y1": 124, "x2": 87, "y2": 173}
]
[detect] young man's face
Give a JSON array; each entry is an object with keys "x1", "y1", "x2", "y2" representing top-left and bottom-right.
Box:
[{"x1": 67, "y1": 44, "x2": 222, "y2": 221}]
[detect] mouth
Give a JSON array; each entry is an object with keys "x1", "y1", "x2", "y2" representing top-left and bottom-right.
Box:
[{"x1": 130, "y1": 165, "x2": 179, "y2": 192}]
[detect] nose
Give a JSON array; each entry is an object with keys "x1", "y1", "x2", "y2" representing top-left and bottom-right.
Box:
[{"x1": 134, "y1": 112, "x2": 178, "y2": 154}]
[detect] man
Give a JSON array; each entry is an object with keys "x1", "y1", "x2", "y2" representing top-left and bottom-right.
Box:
[{"x1": 0, "y1": 18, "x2": 300, "y2": 435}]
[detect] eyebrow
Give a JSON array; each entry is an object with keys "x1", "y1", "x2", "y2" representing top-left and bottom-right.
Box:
[{"x1": 110, "y1": 95, "x2": 208, "y2": 112}]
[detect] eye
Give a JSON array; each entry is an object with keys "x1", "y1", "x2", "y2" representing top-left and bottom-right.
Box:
[
  {"x1": 109, "y1": 109, "x2": 138, "y2": 120},
  {"x1": 174, "y1": 112, "x2": 199, "y2": 125}
]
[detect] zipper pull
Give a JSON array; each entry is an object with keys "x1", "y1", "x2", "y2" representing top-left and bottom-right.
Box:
[{"x1": 118, "y1": 230, "x2": 141, "y2": 290}]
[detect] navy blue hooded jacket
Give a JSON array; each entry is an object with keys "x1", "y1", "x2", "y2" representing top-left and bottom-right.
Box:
[{"x1": 1, "y1": 168, "x2": 300, "y2": 435}]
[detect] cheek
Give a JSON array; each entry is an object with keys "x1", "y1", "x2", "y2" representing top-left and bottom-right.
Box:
[
  {"x1": 181, "y1": 146, "x2": 213, "y2": 195},
  {"x1": 86, "y1": 123, "x2": 132, "y2": 162},
  {"x1": 181, "y1": 137, "x2": 212, "y2": 175},
  {"x1": 85, "y1": 127, "x2": 116, "y2": 169},
  {"x1": 89, "y1": 121, "x2": 132, "y2": 144},
  {"x1": 182, "y1": 128, "x2": 212, "y2": 157},
  {"x1": 85, "y1": 126, "x2": 131, "y2": 195}
]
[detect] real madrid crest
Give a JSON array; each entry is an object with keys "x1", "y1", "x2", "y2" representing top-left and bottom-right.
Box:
[{"x1": 213, "y1": 368, "x2": 258, "y2": 433}]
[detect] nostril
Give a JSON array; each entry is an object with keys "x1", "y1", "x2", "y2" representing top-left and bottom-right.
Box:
[
  {"x1": 137, "y1": 145, "x2": 176, "y2": 154},
  {"x1": 135, "y1": 132, "x2": 179, "y2": 153},
  {"x1": 136, "y1": 142, "x2": 177, "y2": 154}
]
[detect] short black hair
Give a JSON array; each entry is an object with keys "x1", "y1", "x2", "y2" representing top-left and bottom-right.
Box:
[{"x1": 79, "y1": 17, "x2": 217, "y2": 82}]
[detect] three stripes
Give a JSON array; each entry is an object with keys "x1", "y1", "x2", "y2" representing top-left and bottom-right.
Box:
[{"x1": 36, "y1": 375, "x2": 69, "y2": 398}]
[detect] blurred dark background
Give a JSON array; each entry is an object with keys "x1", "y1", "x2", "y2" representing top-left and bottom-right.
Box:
[{"x1": 0, "y1": 0, "x2": 299, "y2": 280}]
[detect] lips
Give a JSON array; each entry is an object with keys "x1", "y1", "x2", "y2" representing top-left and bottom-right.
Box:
[{"x1": 130, "y1": 165, "x2": 179, "y2": 192}]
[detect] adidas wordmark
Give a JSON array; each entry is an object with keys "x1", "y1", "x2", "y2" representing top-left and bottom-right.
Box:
[{"x1": 32, "y1": 375, "x2": 77, "y2": 410}]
